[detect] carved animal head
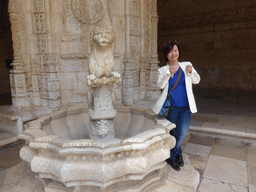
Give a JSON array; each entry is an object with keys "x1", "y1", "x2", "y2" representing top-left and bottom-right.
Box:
[
  {"x1": 88, "y1": 26, "x2": 115, "y2": 77},
  {"x1": 90, "y1": 27, "x2": 114, "y2": 49}
]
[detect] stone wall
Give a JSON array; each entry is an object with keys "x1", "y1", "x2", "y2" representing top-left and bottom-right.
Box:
[
  {"x1": 158, "y1": 0, "x2": 256, "y2": 91},
  {"x1": 0, "y1": 0, "x2": 13, "y2": 94},
  {"x1": 8, "y1": 0, "x2": 160, "y2": 109}
]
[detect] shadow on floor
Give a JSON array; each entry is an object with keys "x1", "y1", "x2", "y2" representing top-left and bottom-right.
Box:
[
  {"x1": 194, "y1": 89, "x2": 256, "y2": 116},
  {"x1": 0, "y1": 93, "x2": 12, "y2": 106}
]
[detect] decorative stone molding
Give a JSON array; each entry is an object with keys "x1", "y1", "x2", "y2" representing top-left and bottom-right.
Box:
[
  {"x1": 162, "y1": 4, "x2": 256, "y2": 29},
  {"x1": 60, "y1": 53, "x2": 90, "y2": 60}
]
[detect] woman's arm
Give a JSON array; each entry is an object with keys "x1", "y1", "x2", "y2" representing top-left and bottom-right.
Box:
[
  {"x1": 157, "y1": 66, "x2": 172, "y2": 89},
  {"x1": 186, "y1": 65, "x2": 200, "y2": 84}
]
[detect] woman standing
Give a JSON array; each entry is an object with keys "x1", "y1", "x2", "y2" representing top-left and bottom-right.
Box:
[{"x1": 153, "y1": 41, "x2": 200, "y2": 171}]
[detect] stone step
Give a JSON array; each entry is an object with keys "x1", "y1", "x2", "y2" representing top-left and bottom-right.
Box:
[
  {"x1": 0, "y1": 105, "x2": 52, "y2": 147},
  {"x1": 0, "y1": 130, "x2": 18, "y2": 147}
]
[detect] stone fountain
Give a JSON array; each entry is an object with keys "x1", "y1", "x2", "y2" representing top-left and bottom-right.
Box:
[{"x1": 18, "y1": 27, "x2": 176, "y2": 192}]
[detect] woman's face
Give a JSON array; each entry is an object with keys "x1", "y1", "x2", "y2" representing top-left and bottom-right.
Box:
[{"x1": 167, "y1": 45, "x2": 179, "y2": 62}]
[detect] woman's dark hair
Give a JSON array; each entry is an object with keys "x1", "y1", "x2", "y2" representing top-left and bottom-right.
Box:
[{"x1": 163, "y1": 40, "x2": 181, "y2": 62}]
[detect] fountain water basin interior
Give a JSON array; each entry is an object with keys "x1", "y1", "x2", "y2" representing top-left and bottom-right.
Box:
[{"x1": 19, "y1": 104, "x2": 176, "y2": 192}]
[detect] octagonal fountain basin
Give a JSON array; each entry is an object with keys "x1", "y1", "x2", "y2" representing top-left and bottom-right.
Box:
[{"x1": 18, "y1": 104, "x2": 176, "y2": 192}]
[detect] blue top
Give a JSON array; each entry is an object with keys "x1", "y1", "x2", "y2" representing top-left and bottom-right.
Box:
[{"x1": 168, "y1": 67, "x2": 189, "y2": 107}]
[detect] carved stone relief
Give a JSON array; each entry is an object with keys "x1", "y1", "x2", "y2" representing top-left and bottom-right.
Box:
[
  {"x1": 71, "y1": 0, "x2": 104, "y2": 24},
  {"x1": 7, "y1": 0, "x2": 160, "y2": 109}
]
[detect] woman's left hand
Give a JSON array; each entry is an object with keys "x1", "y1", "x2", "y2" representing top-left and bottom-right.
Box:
[{"x1": 186, "y1": 65, "x2": 192, "y2": 73}]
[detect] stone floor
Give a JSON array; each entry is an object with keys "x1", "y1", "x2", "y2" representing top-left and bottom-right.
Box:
[
  {"x1": 0, "y1": 89, "x2": 255, "y2": 191},
  {"x1": 184, "y1": 134, "x2": 256, "y2": 192},
  {"x1": 0, "y1": 134, "x2": 255, "y2": 191}
]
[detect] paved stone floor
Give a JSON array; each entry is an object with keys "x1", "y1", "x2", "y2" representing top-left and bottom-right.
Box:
[
  {"x1": 0, "y1": 134, "x2": 255, "y2": 191},
  {"x1": 0, "y1": 89, "x2": 255, "y2": 191},
  {"x1": 184, "y1": 134, "x2": 256, "y2": 192}
]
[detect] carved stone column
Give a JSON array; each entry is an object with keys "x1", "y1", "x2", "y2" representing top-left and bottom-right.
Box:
[
  {"x1": 47, "y1": 55, "x2": 61, "y2": 109},
  {"x1": 33, "y1": 0, "x2": 48, "y2": 107},
  {"x1": 123, "y1": 54, "x2": 134, "y2": 105},
  {"x1": 9, "y1": 0, "x2": 31, "y2": 109},
  {"x1": 122, "y1": 0, "x2": 134, "y2": 106},
  {"x1": 30, "y1": 60, "x2": 40, "y2": 106},
  {"x1": 149, "y1": 0, "x2": 160, "y2": 99}
]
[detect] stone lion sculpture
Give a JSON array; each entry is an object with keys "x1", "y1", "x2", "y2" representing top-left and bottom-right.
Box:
[{"x1": 87, "y1": 27, "x2": 121, "y2": 82}]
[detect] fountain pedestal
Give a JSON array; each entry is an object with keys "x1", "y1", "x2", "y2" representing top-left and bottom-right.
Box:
[{"x1": 88, "y1": 77, "x2": 120, "y2": 140}]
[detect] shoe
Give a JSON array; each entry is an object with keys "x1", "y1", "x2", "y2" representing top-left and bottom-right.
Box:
[
  {"x1": 166, "y1": 158, "x2": 180, "y2": 171},
  {"x1": 175, "y1": 155, "x2": 184, "y2": 167}
]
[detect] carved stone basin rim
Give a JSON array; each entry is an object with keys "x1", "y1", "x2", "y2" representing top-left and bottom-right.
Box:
[{"x1": 18, "y1": 104, "x2": 176, "y2": 191}]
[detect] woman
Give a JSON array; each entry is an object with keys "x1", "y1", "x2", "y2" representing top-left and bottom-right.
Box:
[{"x1": 153, "y1": 40, "x2": 200, "y2": 171}]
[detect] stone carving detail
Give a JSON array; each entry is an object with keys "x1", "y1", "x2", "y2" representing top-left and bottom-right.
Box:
[
  {"x1": 149, "y1": 0, "x2": 159, "y2": 96},
  {"x1": 87, "y1": 26, "x2": 121, "y2": 140},
  {"x1": 162, "y1": 5, "x2": 256, "y2": 29},
  {"x1": 47, "y1": 54, "x2": 61, "y2": 108},
  {"x1": 89, "y1": 119, "x2": 114, "y2": 139},
  {"x1": 87, "y1": 27, "x2": 121, "y2": 81},
  {"x1": 130, "y1": 0, "x2": 140, "y2": 90},
  {"x1": 63, "y1": 0, "x2": 81, "y2": 33},
  {"x1": 33, "y1": 0, "x2": 61, "y2": 108},
  {"x1": 8, "y1": 0, "x2": 31, "y2": 108},
  {"x1": 71, "y1": 0, "x2": 104, "y2": 24},
  {"x1": 33, "y1": 0, "x2": 48, "y2": 107}
]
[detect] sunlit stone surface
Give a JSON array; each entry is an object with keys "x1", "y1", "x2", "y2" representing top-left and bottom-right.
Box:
[{"x1": 19, "y1": 105, "x2": 176, "y2": 191}]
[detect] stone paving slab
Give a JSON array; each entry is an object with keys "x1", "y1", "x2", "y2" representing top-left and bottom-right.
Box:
[
  {"x1": 188, "y1": 154, "x2": 208, "y2": 171},
  {"x1": 249, "y1": 166, "x2": 256, "y2": 186},
  {"x1": 0, "y1": 161, "x2": 44, "y2": 192},
  {"x1": 166, "y1": 163, "x2": 200, "y2": 190},
  {"x1": 210, "y1": 144, "x2": 246, "y2": 161},
  {"x1": 203, "y1": 155, "x2": 247, "y2": 187},
  {"x1": 199, "y1": 178, "x2": 248, "y2": 192},
  {"x1": 183, "y1": 143, "x2": 212, "y2": 157},
  {"x1": 247, "y1": 144, "x2": 256, "y2": 168}
]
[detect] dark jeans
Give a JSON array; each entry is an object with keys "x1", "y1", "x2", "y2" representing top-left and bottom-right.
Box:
[{"x1": 167, "y1": 105, "x2": 191, "y2": 159}]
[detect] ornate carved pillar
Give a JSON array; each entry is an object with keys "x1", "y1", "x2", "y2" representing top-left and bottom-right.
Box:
[
  {"x1": 8, "y1": 0, "x2": 31, "y2": 109},
  {"x1": 33, "y1": 0, "x2": 48, "y2": 107},
  {"x1": 47, "y1": 55, "x2": 61, "y2": 108},
  {"x1": 122, "y1": 0, "x2": 134, "y2": 106},
  {"x1": 139, "y1": 0, "x2": 146, "y2": 100},
  {"x1": 33, "y1": 0, "x2": 61, "y2": 109},
  {"x1": 149, "y1": 0, "x2": 160, "y2": 99},
  {"x1": 30, "y1": 60, "x2": 40, "y2": 106}
]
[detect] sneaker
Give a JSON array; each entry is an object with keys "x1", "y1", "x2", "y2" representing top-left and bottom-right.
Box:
[
  {"x1": 166, "y1": 158, "x2": 180, "y2": 171},
  {"x1": 175, "y1": 155, "x2": 184, "y2": 167}
]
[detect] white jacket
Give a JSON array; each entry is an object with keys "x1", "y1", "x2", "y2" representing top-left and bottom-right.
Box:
[{"x1": 152, "y1": 61, "x2": 200, "y2": 114}]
